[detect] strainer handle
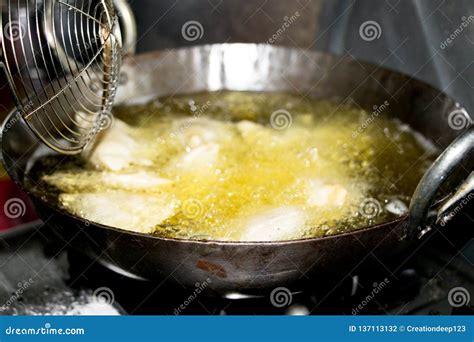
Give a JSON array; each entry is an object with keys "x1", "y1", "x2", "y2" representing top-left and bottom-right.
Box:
[
  {"x1": 407, "y1": 126, "x2": 474, "y2": 240},
  {"x1": 113, "y1": 0, "x2": 137, "y2": 56}
]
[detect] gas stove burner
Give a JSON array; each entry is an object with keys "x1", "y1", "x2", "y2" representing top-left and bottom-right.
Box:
[{"x1": 0, "y1": 201, "x2": 472, "y2": 316}]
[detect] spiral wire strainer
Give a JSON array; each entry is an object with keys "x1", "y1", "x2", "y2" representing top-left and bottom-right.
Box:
[{"x1": 0, "y1": 0, "x2": 122, "y2": 154}]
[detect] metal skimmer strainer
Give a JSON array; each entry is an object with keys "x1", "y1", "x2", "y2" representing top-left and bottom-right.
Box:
[{"x1": 0, "y1": 0, "x2": 122, "y2": 154}]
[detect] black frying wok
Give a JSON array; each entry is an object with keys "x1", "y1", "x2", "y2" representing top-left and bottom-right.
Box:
[{"x1": 1, "y1": 44, "x2": 473, "y2": 295}]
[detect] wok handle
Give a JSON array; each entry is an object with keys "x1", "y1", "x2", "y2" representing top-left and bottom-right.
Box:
[
  {"x1": 407, "y1": 126, "x2": 474, "y2": 240},
  {"x1": 113, "y1": 0, "x2": 137, "y2": 56}
]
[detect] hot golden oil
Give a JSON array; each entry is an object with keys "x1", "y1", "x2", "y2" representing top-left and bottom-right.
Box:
[{"x1": 34, "y1": 92, "x2": 437, "y2": 241}]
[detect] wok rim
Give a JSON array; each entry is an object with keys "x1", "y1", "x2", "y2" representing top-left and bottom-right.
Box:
[{"x1": 4, "y1": 42, "x2": 453, "y2": 246}]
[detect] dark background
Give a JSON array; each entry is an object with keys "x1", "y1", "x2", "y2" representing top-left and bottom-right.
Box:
[{"x1": 127, "y1": 0, "x2": 474, "y2": 117}]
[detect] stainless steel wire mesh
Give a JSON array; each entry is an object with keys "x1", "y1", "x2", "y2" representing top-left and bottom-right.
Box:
[{"x1": 1, "y1": 0, "x2": 122, "y2": 154}]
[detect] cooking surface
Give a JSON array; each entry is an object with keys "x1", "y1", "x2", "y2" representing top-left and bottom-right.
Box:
[
  {"x1": 32, "y1": 92, "x2": 436, "y2": 241},
  {"x1": 0, "y1": 210, "x2": 472, "y2": 315}
]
